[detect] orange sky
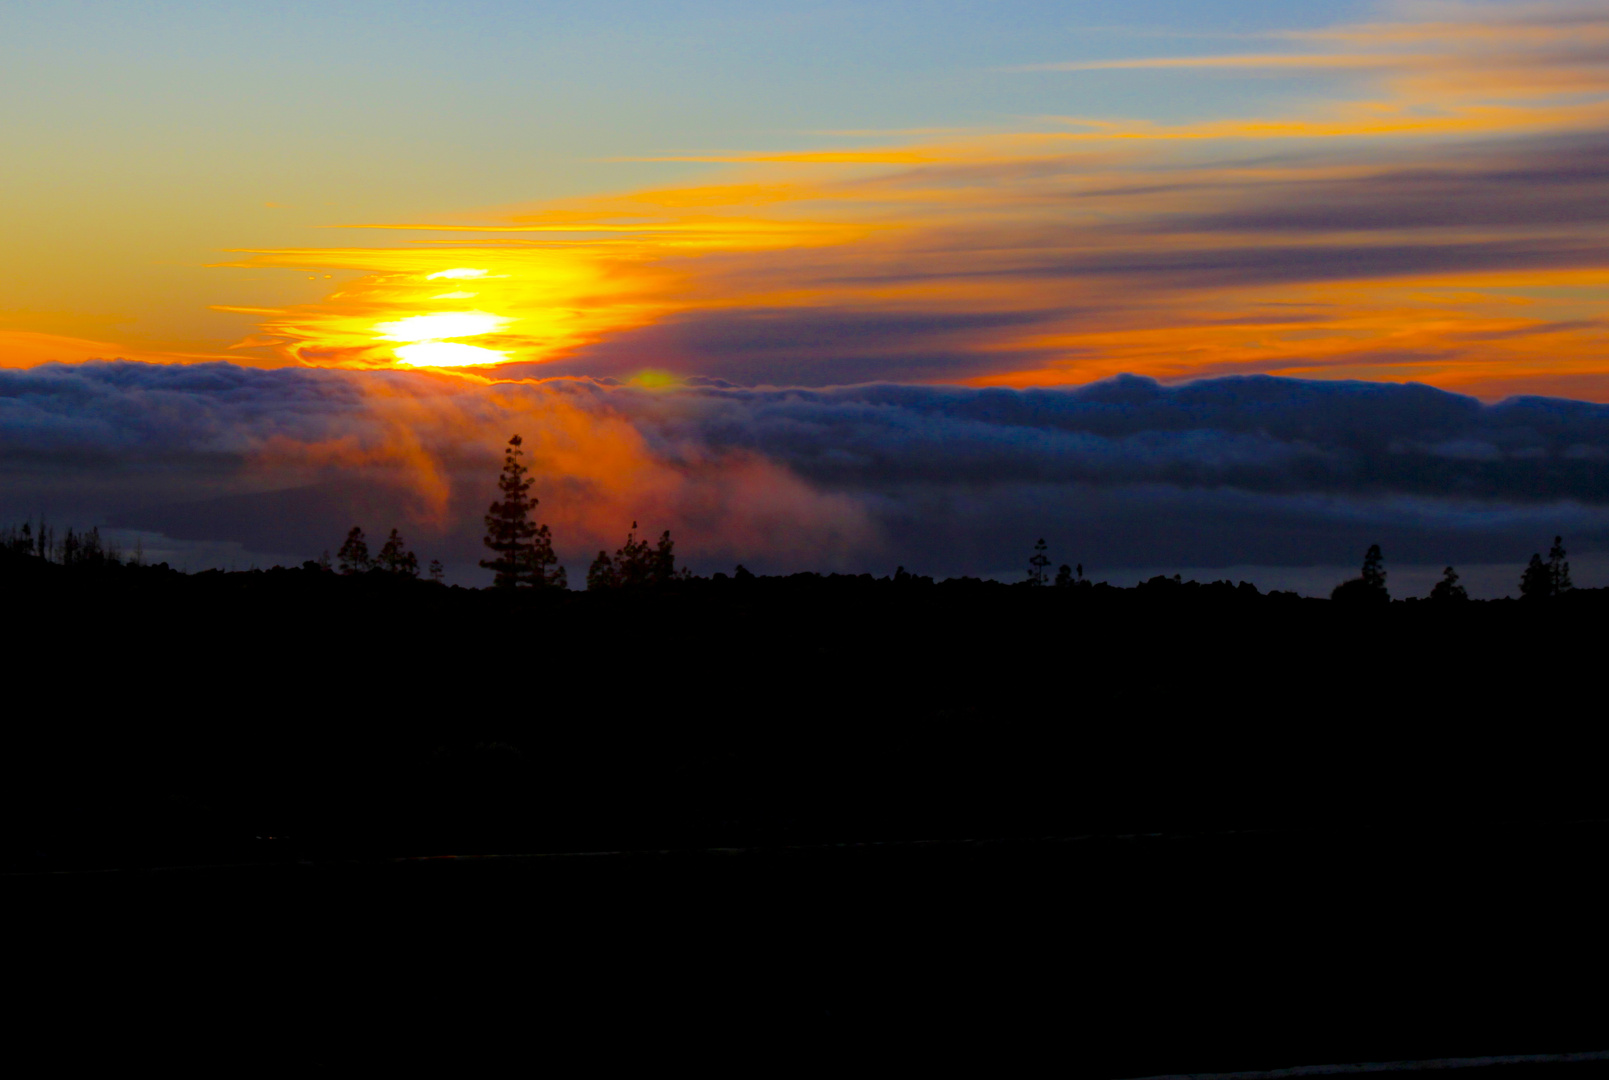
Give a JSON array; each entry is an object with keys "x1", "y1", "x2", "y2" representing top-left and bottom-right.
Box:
[{"x1": 6, "y1": 2, "x2": 1609, "y2": 402}]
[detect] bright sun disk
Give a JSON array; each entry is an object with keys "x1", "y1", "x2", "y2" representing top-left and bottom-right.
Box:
[
  {"x1": 373, "y1": 311, "x2": 508, "y2": 342},
  {"x1": 393, "y1": 341, "x2": 509, "y2": 367}
]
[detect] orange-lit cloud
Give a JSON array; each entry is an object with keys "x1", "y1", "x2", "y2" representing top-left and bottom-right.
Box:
[{"x1": 241, "y1": 370, "x2": 877, "y2": 564}]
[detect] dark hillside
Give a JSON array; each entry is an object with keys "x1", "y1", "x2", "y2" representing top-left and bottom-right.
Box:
[
  {"x1": 4, "y1": 556, "x2": 1605, "y2": 869},
  {"x1": 6, "y1": 555, "x2": 1606, "y2": 1072}
]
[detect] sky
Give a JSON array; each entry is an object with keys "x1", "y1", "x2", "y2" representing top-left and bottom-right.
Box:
[{"x1": 4, "y1": 1, "x2": 1608, "y2": 592}]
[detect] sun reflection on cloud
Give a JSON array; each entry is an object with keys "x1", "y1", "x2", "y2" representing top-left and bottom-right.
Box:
[
  {"x1": 426, "y1": 268, "x2": 491, "y2": 280},
  {"x1": 393, "y1": 341, "x2": 510, "y2": 367}
]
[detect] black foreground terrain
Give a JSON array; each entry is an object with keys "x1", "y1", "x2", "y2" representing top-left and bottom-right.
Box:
[{"x1": 5, "y1": 559, "x2": 1606, "y2": 1071}]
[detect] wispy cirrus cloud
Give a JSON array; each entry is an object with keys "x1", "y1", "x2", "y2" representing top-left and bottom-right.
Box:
[{"x1": 1011, "y1": 53, "x2": 1420, "y2": 72}]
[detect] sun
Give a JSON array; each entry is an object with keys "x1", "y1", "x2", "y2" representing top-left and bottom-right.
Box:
[
  {"x1": 392, "y1": 341, "x2": 510, "y2": 367},
  {"x1": 373, "y1": 309, "x2": 512, "y2": 368}
]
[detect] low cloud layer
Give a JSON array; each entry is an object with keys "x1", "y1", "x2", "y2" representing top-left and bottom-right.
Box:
[{"x1": 3, "y1": 362, "x2": 1606, "y2": 588}]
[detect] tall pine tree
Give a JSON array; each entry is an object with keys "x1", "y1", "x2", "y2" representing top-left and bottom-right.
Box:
[
  {"x1": 1429, "y1": 566, "x2": 1469, "y2": 602},
  {"x1": 377, "y1": 528, "x2": 420, "y2": 577},
  {"x1": 1331, "y1": 543, "x2": 1389, "y2": 603},
  {"x1": 337, "y1": 526, "x2": 371, "y2": 575},
  {"x1": 481, "y1": 435, "x2": 566, "y2": 589},
  {"x1": 1027, "y1": 538, "x2": 1050, "y2": 586},
  {"x1": 1519, "y1": 553, "x2": 1551, "y2": 599},
  {"x1": 1547, "y1": 535, "x2": 1572, "y2": 594}
]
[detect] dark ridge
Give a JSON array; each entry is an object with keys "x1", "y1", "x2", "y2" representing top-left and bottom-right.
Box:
[{"x1": 7, "y1": 547, "x2": 1604, "y2": 1072}]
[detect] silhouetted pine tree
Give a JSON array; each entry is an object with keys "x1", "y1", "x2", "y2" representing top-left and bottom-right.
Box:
[
  {"x1": 654, "y1": 530, "x2": 679, "y2": 583},
  {"x1": 1027, "y1": 538, "x2": 1050, "y2": 586},
  {"x1": 376, "y1": 528, "x2": 420, "y2": 577},
  {"x1": 617, "y1": 521, "x2": 652, "y2": 586},
  {"x1": 481, "y1": 435, "x2": 566, "y2": 589},
  {"x1": 3, "y1": 522, "x2": 36, "y2": 557},
  {"x1": 588, "y1": 522, "x2": 685, "y2": 588},
  {"x1": 587, "y1": 549, "x2": 620, "y2": 590},
  {"x1": 528, "y1": 524, "x2": 565, "y2": 588},
  {"x1": 1548, "y1": 536, "x2": 1572, "y2": 594},
  {"x1": 1331, "y1": 544, "x2": 1389, "y2": 603},
  {"x1": 1362, "y1": 544, "x2": 1385, "y2": 592},
  {"x1": 337, "y1": 527, "x2": 371, "y2": 574},
  {"x1": 428, "y1": 559, "x2": 445, "y2": 583},
  {"x1": 1429, "y1": 566, "x2": 1469, "y2": 602},
  {"x1": 31, "y1": 520, "x2": 52, "y2": 560},
  {"x1": 1053, "y1": 563, "x2": 1087, "y2": 588},
  {"x1": 1519, "y1": 553, "x2": 1552, "y2": 599}
]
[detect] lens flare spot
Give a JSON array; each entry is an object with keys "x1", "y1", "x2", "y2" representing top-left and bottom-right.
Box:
[
  {"x1": 393, "y1": 341, "x2": 509, "y2": 367},
  {"x1": 628, "y1": 369, "x2": 683, "y2": 388},
  {"x1": 374, "y1": 311, "x2": 509, "y2": 342}
]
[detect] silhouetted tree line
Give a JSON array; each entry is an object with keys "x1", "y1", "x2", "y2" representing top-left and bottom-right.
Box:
[
  {"x1": 331, "y1": 525, "x2": 441, "y2": 581},
  {"x1": 587, "y1": 522, "x2": 690, "y2": 589},
  {"x1": 1, "y1": 521, "x2": 140, "y2": 568},
  {"x1": 1326, "y1": 537, "x2": 1576, "y2": 602},
  {"x1": 1520, "y1": 535, "x2": 1573, "y2": 600},
  {"x1": 0, "y1": 434, "x2": 1591, "y2": 603}
]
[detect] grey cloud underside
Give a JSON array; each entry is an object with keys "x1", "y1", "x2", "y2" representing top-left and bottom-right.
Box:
[
  {"x1": 519, "y1": 135, "x2": 1609, "y2": 389},
  {"x1": 664, "y1": 375, "x2": 1609, "y2": 504},
  {"x1": 529, "y1": 307, "x2": 1062, "y2": 388},
  {"x1": 838, "y1": 135, "x2": 1609, "y2": 288},
  {"x1": 2, "y1": 362, "x2": 1605, "y2": 575},
  {"x1": 845, "y1": 237, "x2": 1609, "y2": 290},
  {"x1": 1159, "y1": 136, "x2": 1609, "y2": 234},
  {"x1": 0, "y1": 361, "x2": 368, "y2": 457}
]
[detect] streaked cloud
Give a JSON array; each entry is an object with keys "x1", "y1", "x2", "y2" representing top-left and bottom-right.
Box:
[
  {"x1": 4, "y1": 3, "x2": 1605, "y2": 406},
  {"x1": 132, "y1": 2, "x2": 1597, "y2": 401},
  {"x1": 1011, "y1": 54, "x2": 1419, "y2": 72}
]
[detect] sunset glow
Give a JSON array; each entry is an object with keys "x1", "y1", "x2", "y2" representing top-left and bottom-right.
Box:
[
  {"x1": 7, "y1": 0, "x2": 1609, "y2": 592},
  {"x1": 164, "y1": 1, "x2": 1607, "y2": 399},
  {"x1": 4, "y1": 3, "x2": 1604, "y2": 400},
  {"x1": 14, "y1": 8, "x2": 1609, "y2": 981}
]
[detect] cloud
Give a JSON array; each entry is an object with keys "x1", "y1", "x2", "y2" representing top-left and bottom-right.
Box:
[
  {"x1": 524, "y1": 307, "x2": 1062, "y2": 387},
  {"x1": 1163, "y1": 135, "x2": 1609, "y2": 233},
  {"x1": 5, "y1": 362, "x2": 1607, "y2": 581},
  {"x1": 207, "y1": 133, "x2": 1609, "y2": 400},
  {"x1": 0, "y1": 362, "x2": 875, "y2": 570}
]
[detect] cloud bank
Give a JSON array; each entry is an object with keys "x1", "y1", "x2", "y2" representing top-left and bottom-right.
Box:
[{"x1": 4, "y1": 362, "x2": 1606, "y2": 584}]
